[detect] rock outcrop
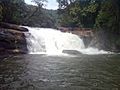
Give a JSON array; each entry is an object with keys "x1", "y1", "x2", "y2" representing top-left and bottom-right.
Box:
[
  {"x1": 89, "y1": 30, "x2": 120, "y2": 53},
  {"x1": 0, "y1": 22, "x2": 28, "y2": 32},
  {"x1": 0, "y1": 22, "x2": 28, "y2": 54}
]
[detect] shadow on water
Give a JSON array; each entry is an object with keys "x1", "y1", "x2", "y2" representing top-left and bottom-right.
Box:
[{"x1": 0, "y1": 54, "x2": 120, "y2": 90}]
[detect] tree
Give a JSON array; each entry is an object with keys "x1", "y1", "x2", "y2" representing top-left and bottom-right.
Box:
[
  {"x1": 95, "y1": 0, "x2": 120, "y2": 50},
  {"x1": 23, "y1": 0, "x2": 47, "y2": 24},
  {"x1": 0, "y1": 0, "x2": 26, "y2": 24},
  {"x1": 57, "y1": 0, "x2": 104, "y2": 28},
  {"x1": 96, "y1": 0, "x2": 120, "y2": 33},
  {"x1": 0, "y1": 0, "x2": 49, "y2": 25}
]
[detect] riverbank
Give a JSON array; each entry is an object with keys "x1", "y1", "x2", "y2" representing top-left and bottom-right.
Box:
[{"x1": 0, "y1": 22, "x2": 28, "y2": 54}]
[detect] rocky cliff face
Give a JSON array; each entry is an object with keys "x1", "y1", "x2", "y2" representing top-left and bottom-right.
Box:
[
  {"x1": 0, "y1": 22, "x2": 28, "y2": 54},
  {"x1": 89, "y1": 30, "x2": 120, "y2": 53}
]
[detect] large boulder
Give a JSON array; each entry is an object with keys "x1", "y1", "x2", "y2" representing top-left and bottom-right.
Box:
[
  {"x1": 0, "y1": 27, "x2": 28, "y2": 54},
  {"x1": 0, "y1": 22, "x2": 28, "y2": 32}
]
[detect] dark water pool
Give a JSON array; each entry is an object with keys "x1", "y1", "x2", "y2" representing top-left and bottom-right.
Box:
[{"x1": 0, "y1": 54, "x2": 120, "y2": 90}]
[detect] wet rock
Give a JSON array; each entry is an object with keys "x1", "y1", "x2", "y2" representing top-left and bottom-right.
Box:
[
  {"x1": 81, "y1": 36, "x2": 93, "y2": 48},
  {"x1": 89, "y1": 30, "x2": 120, "y2": 53},
  {"x1": 0, "y1": 27, "x2": 28, "y2": 54},
  {"x1": 0, "y1": 22, "x2": 28, "y2": 32},
  {"x1": 62, "y1": 50, "x2": 82, "y2": 55}
]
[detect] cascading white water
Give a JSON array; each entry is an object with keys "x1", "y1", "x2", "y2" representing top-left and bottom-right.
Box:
[{"x1": 25, "y1": 27, "x2": 108, "y2": 55}]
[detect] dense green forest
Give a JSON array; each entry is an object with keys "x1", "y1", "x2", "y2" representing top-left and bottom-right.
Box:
[
  {"x1": 57, "y1": 0, "x2": 120, "y2": 29},
  {"x1": 0, "y1": 0, "x2": 58, "y2": 28}
]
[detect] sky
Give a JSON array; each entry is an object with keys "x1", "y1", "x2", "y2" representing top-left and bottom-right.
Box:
[{"x1": 25, "y1": 0, "x2": 58, "y2": 10}]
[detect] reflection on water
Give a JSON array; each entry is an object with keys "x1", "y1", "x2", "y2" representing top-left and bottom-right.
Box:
[{"x1": 0, "y1": 54, "x2": 120, "y2": 90}]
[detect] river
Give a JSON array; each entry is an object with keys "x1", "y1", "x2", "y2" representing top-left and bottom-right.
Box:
[
  {"x1": 0, "y1": 27, "x2": 120, "y2": 90},
  {"x1": 0, "y1": 54, "x2": 120, "y2": 90}
]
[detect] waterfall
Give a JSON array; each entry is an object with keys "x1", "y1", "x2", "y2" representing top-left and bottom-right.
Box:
[{"x1": 25, "y1": 27, "x2": 108, "y2": 55}]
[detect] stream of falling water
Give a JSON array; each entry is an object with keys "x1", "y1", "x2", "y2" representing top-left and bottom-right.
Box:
[{"x1": 24, "y1": 27, "x2": 108, "y2": 55}]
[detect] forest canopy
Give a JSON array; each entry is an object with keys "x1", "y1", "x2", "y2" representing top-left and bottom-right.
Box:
[
  {"x1": 57, "y1": 0, "x2": 119, "y2": 30},
  {"x1": 0, "y1": 0, "x2": 58, "y2": 28}
]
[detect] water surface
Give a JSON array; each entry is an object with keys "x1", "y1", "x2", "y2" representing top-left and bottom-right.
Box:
[{"x1": 0, "y1": 54, "x2": 120, "y2": 90}]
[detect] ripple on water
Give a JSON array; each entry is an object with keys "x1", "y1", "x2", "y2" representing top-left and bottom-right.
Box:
[{"x1": 0, "y1": 55, "x2": 120, "y2": 90}]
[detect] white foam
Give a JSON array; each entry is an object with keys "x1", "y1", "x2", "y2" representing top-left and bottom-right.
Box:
[{"x1": 24, "y1": 26, "x2": 109, "y2": 55}]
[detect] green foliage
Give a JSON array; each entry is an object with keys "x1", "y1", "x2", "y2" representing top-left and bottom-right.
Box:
[
  {"x1": 57, "y1": 0, "x2": 101, "y2": 28},
  {"x1": 96, "y1": 0, "x2": 120, "y2": 33},
  {"x1": 43, "y1": 9, "x2": 60, "y2": 28},
  {"x1": 23, "y1": 5, "x2": 58, "y2": 28},
  {"x1": 95, "y1": 0, "x2": 120, "y2": 50},
  {"x1": 59, "y1": 2, "x2": 82, "y2": 27},
  {"x1": 0, "y1": 0, "x2": 57, "y2": 28},
  {"x1": 0, "y1": 0, "x2": 26, "y2": 24},
  {"x1": 84, "y1": 3, "x2": 98, "y2": 13}
]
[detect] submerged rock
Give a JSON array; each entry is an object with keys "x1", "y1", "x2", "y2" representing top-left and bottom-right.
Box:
[{"x1": 62, "y1": 50, "x2": 82, "y2": 55}]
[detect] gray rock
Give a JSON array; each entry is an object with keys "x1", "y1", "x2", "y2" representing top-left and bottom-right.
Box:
[
  {"x1": 0, "y1": 28, "x2": 28, "y2": 54},
  {"x1": 62, "y1": 50, "x2": 82, "y2": 55},
  {"x1": 0, "y1": 22, "x2": 28, "y2": 32}
]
